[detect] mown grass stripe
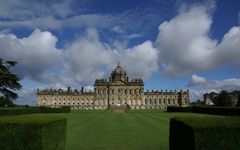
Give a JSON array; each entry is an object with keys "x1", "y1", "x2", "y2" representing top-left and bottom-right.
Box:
[{"x1": 63, "y1": 111, "x2": 213, "y2": 150}]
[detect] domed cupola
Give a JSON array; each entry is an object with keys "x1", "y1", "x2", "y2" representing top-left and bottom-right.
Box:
[{"x1": 110, "y1": 62, "x2": 128, "y2": 82}]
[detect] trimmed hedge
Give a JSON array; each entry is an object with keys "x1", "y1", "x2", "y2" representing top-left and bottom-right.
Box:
[
  {"x1": 0, "y1": 107, "x2": 41, "y2": 116},
  {"x1": 192, "y1": 106, "x2": 240, "y2": 116},
  {"x1": 0, "y1": 107, "x2": 71, "y2": 116},
  {"x1": 167, "y1": 106, "x2": 192, "y2": 112},
  {"x1": 169, "y1": 116, "x2": 240, "y2": 150},
  {"x1": 167, "y1": 106, "x2": 240, "y2": 116},
  {"x1": 40, "y1": 106, "x2": 71, "y2": 113},
  {"x1": 0, "y1": 114, "x2": 67, "y2": 150}
]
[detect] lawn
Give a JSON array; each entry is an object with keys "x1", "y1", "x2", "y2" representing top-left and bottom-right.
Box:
[{"x1": 63, "y1": 110, "x2": 208, "y2": 150}]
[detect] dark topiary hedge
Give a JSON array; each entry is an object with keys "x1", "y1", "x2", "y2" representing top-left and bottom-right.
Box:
[
  {"x1": 0, "y1": 114, "x2": 67, "y2": 150},
  {"x1": 192, "y1": 106, "x2": 240, "y2": 116},
  {"x1": 169, "y1": 116, "x2": 240, "y2": 150},
  {"x1": 0, "y1": 107, "x2": 71, "y2": 116},
  {"x1": 167, "y1": 106, "x2": 240, "y2": 116},
  {"x1": 0, "y1": 107, "x2": 41, "y2": 116},
  {"x1": 167, "y1": 106, "x2": 192, "y2": 112},
  {"x1": 40, "y1": 106, "x2": 71, "y2": 113}
]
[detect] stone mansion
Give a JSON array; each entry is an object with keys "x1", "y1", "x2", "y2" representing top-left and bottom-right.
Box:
[{"x1": 37, "y1": 63, "x2": 189, "y2": 109}]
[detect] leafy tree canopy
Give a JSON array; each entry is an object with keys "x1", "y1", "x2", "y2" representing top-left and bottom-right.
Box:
[
  {"x1": 0, "y1": 59, "x2": 22, "y2": 106},
  {"x1": 214, "y1": 91, "x2": 234, "y2": 107}
]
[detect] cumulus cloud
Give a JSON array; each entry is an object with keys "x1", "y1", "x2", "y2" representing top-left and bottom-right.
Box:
[
  {"x1": 0, "y1": 29, "x2": 62, "y2": 82},
  {"x1": 156, "y1": 4, "x2": 240, "y2": 76},
  {"x1": 61, "y1": 28, "x2": 116, "y2": 86},
  {"x1": 16, "y1": 88, "x2": 36, "y2": 106},
  {"x1": 0, "y1": 28, "x2": 158, "y2": 87},
  {"x1": 188, "y1": 74, "x2": 240, "y2": 100},
  {"x1": 217, "y1": 26, "x2": 240, "y2": 64},
  {"x1": 120, "y1": 41, "x2": 158, "y2": 79},
  {"x1": 189, "y1": 74, "x2": 240, "y2": 90},
  {"x1": 188, "y1": 74, "x2": 207, "y2": 86},
  {"x1": 62, "y1": 29, "x2": 158, "y2": 85}
]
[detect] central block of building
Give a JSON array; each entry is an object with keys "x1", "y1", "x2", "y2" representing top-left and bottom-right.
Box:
[{"x1": 37, "y1": 62, "x2": 189, "y2": 110}]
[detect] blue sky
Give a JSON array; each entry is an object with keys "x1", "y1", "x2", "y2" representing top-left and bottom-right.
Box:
[{"x1": 0, "y1": 0, "x2": 240, "y2": 105}]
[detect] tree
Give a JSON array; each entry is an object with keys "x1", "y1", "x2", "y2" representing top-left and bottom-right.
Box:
[
  {"x1": 0, "y1": 97, "x2": 15, "y2": 107},
  {"x1": 0, "y1": 59, "x2": 22, "y2": 107},
  {"x1": 214, "y1": 91, "x2": 234, "y2": 107},
  {"x1": 191, "y1": 99, "x2": 204, "y2": 106}
]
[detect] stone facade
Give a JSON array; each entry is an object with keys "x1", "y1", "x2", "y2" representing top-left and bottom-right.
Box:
[
  {"x1": 37, "y1": 63, "x2": 189, "y2": 109},
  {"x1": 204, "y1": 91, "x2": 240, "y2": 105}
]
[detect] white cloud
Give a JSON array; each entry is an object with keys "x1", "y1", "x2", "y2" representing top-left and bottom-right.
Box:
[
  {"x1": 0, "y1": 28, "x2": 159, "y2": 89},
  {"x1": 61, "y1": 28, "x2": 116, "y2": 86},
  {"x1": 0, "y1": 14, "x2": 115, "y2": 30},
  {"x1": 112, "y1": 26, "x2": 125, "y2": 34},
  {"x1": 0, "y1": 0, "x2": 163, "y2": 37},
  {"x1": 126, "y1": 33, "x2": 143, "y2": 39},
  {"x1": 156, "y1": 4, "x2": 240, "y2": 76},
  {"x1": 189, "y1": 74, "x2": 240, "y2": 90},
  {"x1": 188, "y1": 74, "x2": 207, "y2": 86},
  {"x1": 61, "y1": 29, "x2": 158, "y2": 86},
  {"x1": 217, "y1": 26, "x2": 240, "y2": 64},
  {"x1": 120, "y1": 40, "x2": 158, "y2": 79},
  {"x1": 15, "y1": 88, "x2": 36, "y2": 106},
  {"x1": 0, "y1": 0, "x2": 74, "y2": 19},
  {"x1": 0, "y1": 29, "x2": 62, "y2": 82},
  {"x1": 188, "y1": 74, "x2": 240, "y2": 100}
]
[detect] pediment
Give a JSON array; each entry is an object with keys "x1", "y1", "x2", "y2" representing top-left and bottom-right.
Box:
[{"x1": 111, "y1": 80, "x2": 127, "y2": 86}]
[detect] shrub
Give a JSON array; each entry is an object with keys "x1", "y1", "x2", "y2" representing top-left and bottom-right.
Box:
[
  {"x1": 40, "y1": 106, "x2": 71, "y2": 113},
  {"x1": 0, "y1": 97, "x2": 15, "y2": 107},
  {"x1": 167, "y1": 106, "x2": 240, "y2": 116},
  {"x1": 0, "y1": 114, "x2": 67, "y2": 150},
  {"x1": 0, "y1": 107, "x2": 71, "y2": 117},
  {"x1": 169, "y1": 116, "x2": 240, "y2": 150},
  {"x1": 167, "y1": 106, "x2": 192, "y2": 112},
  {"x1": 192, "y1": 106, "x2": 240, "y2": 116},
  {"x1": 0, "y1": 107, "x2": 41, "y2": 116},
  {"x1": 214, "y1": 91, "x2": 235, "y2": 107}
]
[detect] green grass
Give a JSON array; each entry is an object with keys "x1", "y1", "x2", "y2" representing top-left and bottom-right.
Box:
[{"x1": 61, "y1": 110, "x2": 211, "y2": 150}]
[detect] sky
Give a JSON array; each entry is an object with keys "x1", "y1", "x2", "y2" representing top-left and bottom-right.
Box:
[{"x1": 0, "y1": 0, "x2": 240, "y2": 105}]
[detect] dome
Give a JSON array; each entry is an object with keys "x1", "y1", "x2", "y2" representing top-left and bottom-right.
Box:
[
  {"x1": 112, "y1": 62, "x2": 126, "y2": 75},
  {"x1": 110, "y1": 62, "x2": 128, "y2": 82}
]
